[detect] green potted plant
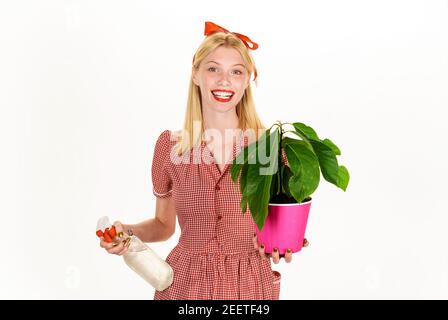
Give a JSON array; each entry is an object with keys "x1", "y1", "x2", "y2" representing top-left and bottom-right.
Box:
[{"x1": 230, "y1": 121, "x2": 350, "y2": 255}]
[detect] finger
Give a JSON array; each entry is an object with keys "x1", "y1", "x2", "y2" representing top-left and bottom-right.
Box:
[
  {"x1": 259, "y1": 244, "x2": 268, "y2": 260},
  {"x1": 284, "y1": 248, "x2": 293, "y2": 263},
  {"x1": 272, "y1": 248, "x2": 280, "y2": 264},
  {"x1": 117, "y1": 246, "x2": 128, "y2": 256},
  {"x1": 106, "y1": 239, "x2": 127, "y2": 255},
  {"x1": 252, "y1": 234, "x2": 259, "y2": 249},
  {"x1": 117, "y1": 237, "x2": 132, "y2": 255},
  {"x1": 116, "y1": 241, "x2": 130, "y2": 256},
  {"x1": 99, "y1": 237, "x2": 107, "y2": 248},
  {"x1": 113, "y1": 221, "x2": 130, "y2": 244},
  {"x1": 303, "y1": 238, "x2": 309, "y2": 247},
  {"x1": 100, "y1": 238, "x2": 116, "y2": 249}
]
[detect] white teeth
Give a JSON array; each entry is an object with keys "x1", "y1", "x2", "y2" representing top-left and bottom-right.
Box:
[{"x1": 212, "y1": 91, "x2": 233, "y2": 98}]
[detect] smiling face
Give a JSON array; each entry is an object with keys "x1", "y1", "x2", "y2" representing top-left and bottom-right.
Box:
[{"x1": 192, "y1": 46, "x2": 250, "y2": 114}]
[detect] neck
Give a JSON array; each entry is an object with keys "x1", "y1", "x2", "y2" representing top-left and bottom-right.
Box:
[{"x1": 202, "y1": 108, "x2": 240, "y2": 140}]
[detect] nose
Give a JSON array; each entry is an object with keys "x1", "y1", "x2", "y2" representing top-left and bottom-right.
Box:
[{"x1": 217, "y1": 72, "x2": 231, "y2": 86}]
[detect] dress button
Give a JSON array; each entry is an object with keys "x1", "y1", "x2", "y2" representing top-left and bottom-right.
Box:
[
  {"x1": 215, "y1": 185, "x2": 221, "y2": 191},
  {"x1": 217, "y1": 215, "x2": 222, "y2": 220}
]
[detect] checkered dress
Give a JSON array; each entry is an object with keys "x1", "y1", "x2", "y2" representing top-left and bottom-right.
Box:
[{"x1": 151, "y1": 130, "x2": 283, "y2": 300}]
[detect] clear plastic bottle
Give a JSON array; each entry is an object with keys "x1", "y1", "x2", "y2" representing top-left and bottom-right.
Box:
[
  {"x1": 122, "y1": 235, "x2": 173, "y2": 291},
  {"x1": 96, "y1": 216, "x2": 173, "y2": 292}
]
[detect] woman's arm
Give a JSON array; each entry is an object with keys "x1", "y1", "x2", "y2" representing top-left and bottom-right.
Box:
[{"x1": 123, "y1": 196, "x2": 176, "y2": 243}]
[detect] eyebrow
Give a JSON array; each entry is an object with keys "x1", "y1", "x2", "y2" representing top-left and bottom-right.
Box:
[{"x1": 205, "y1": 60, "x2": 246, "y2": 68}]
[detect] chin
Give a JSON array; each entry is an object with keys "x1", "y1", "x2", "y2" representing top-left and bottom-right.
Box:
[{"x1": 213, "y1": 104, "x2": 237, "y2": 112}]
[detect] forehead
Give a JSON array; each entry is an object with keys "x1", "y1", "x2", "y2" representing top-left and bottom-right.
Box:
[{"x1": 204, "y1": 46, "x2": 245, "y2": 65}]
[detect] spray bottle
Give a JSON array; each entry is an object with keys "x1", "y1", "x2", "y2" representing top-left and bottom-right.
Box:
[{"x1": 96, "y1": 216, "x2": 173, "y2": 292}]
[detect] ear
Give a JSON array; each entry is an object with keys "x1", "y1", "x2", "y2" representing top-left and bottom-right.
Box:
[
  {"x1": 192, "y1": 67, "x2": 199, "y2": 86},
  {"x1": 244, "y1": 76, "x2": 250, "y2": 90}
]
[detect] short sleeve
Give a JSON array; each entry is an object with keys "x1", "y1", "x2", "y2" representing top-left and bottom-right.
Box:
[{"x1": 151, "y1": 130, "x2": 173, "y2": 198}]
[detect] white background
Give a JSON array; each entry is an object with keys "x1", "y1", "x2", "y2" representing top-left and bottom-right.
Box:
[{"x1": 1, "y1": 0, "x2": 447, "y2": 299}]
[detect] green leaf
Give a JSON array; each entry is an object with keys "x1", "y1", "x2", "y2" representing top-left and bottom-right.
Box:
[
  {"x1": 322, "y1": 138, "x2": 341, "y2": 156},
  {"x1": 281, "y1": 165, "x2": 294, "y2": 198},
  {"x1": 230, "y1": 162, "x2": 243, "y2": 183},
  {"x1": 283, "y1": 138, "x2": 320, "y2": 202},
  {"x1": 230, "y1": 163, "x2": 243, "y2": 184},
  {"x1": 239, "y1": 163, "x2": 249, "y2": 213},
  {"x1": 286, "y1": 131, "x2": 314, "y2": 151},
  {"x1": 288, "y1": 175, "x2": 306, "y2": 203},
  {"x1": 245, "y1": 129, "x2": 280, "y2": 230},
  {"x1": 230, "y1": 144, "x2": 252, "y2": 182},
  {"x1": 336, "y1": 165, "x2": 350, "y2": 191},
  {"x1": 255, "y1": 129, "x2": 279, "y2": 175},
  {"x1": 309, "y1": 140, "x2": 339, "y2": 185},
  {"x1": 247, "y1": 162, "x2": 273, "y2": 230},
  {"x1": 230, "y1": 123, "x2": 350, "y2": 230},
  {"x1": 231, "y1": 129, "x2": 269, "y2": 182},
  {"x1": 270, "y1": 168, "x2": 279, "y2": 199},
  {"x1": 293, "y1": 122, "x2": 320, "y2": 140}
]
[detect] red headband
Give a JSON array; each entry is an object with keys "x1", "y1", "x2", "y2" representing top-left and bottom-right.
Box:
[{"x1": 193, "y1": 21, "x2": 258, "y2": 82}]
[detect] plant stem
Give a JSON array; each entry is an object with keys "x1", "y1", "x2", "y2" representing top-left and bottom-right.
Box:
[
  {"x1": 278, "y1": 124, "x2": 283, "y2": 195},
  {"x1": 268, "y1": 123, "x2": 279, "y2": 132}
]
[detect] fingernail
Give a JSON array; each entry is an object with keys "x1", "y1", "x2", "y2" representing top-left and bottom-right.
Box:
[
  {"x1": 286, "y1": 248, "x2": 292, "y2": 253},
  {"x1": 118, "y1": 232, "x2": 124, "y2": 238},
  {"x1": 260, "y1": 244, "x2": 264, "y2": 249},
  {"x1": 253, "y1": 233, "x2": 257, "y2": 237},
  {"x1": 273, "y1": 248, "x2": 278, "y2": 252}
]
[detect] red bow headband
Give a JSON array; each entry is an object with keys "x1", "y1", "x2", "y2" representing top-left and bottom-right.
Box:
[
  {"x1": 204, "y1": 21, "x2": 259, "y2": 50},
  {"x1": 193, "y1": 21, "x2": 259, "y2": 82}
]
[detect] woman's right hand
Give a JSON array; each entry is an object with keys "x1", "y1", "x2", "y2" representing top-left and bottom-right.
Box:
[{"x1": 99, "y1": 221, "x2": 130, "y2": 256}]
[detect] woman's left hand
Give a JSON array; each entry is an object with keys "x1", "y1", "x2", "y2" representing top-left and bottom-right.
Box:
[{"x1": 253, "y1": 234, "x2": 309, "y2": 264}]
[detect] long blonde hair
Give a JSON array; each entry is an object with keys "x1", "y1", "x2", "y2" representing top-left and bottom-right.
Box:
[{"x1": 174, "y1": 31, "x2": 266, "y2": 155}]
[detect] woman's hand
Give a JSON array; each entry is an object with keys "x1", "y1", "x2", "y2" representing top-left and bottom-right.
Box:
[
  {"x1": 99, "y1": 221, "x2": 131, "y2": 256},
  {"x1": 253, "y1": 234, "x2": 309, "y2": 264}
]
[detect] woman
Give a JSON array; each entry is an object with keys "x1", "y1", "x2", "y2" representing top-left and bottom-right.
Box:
[{"x1": 99, "y1": 21, "x2": 308, "y2": 300}]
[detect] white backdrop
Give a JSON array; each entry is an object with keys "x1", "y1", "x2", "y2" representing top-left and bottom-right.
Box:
[{"x1": 1, "y1": 0, "x2": 447, "y2": 299}]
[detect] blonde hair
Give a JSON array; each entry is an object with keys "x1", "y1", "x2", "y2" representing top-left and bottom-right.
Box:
[{"x1": 174, "y1": 31, "x2": 266, "y2": 155}]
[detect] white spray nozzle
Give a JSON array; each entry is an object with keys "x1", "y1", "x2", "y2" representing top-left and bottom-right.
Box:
[{"x1": 96, "y1": 216, "x2": 112, "y2": 232}]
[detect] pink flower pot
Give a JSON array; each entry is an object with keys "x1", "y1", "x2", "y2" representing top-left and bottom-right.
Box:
[{"x1": 255, "y1": 198, "x2": 312, "y2": 255}]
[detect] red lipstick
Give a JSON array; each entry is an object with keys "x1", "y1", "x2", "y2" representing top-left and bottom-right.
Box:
[{"x1": 211, "y1": 89, "x2": 235, "y2": 103}]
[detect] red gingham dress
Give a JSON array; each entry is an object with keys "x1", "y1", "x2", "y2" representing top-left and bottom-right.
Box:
[{"x1": 151, "y1": 129, "x2": 282, "y2": 300}]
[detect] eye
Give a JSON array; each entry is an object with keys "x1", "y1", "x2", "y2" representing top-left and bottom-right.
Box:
[
  {"x1": 232, "y1": 70, "x2": 243, "y2": 75},
  {"x1": 208, "y1": 67, "x2": 217, "y2": 72}
]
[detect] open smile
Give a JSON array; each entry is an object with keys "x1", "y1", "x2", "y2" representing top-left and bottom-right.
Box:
[{"x1": 211, "y1": 90, "x2": 235, "y2": 103}]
